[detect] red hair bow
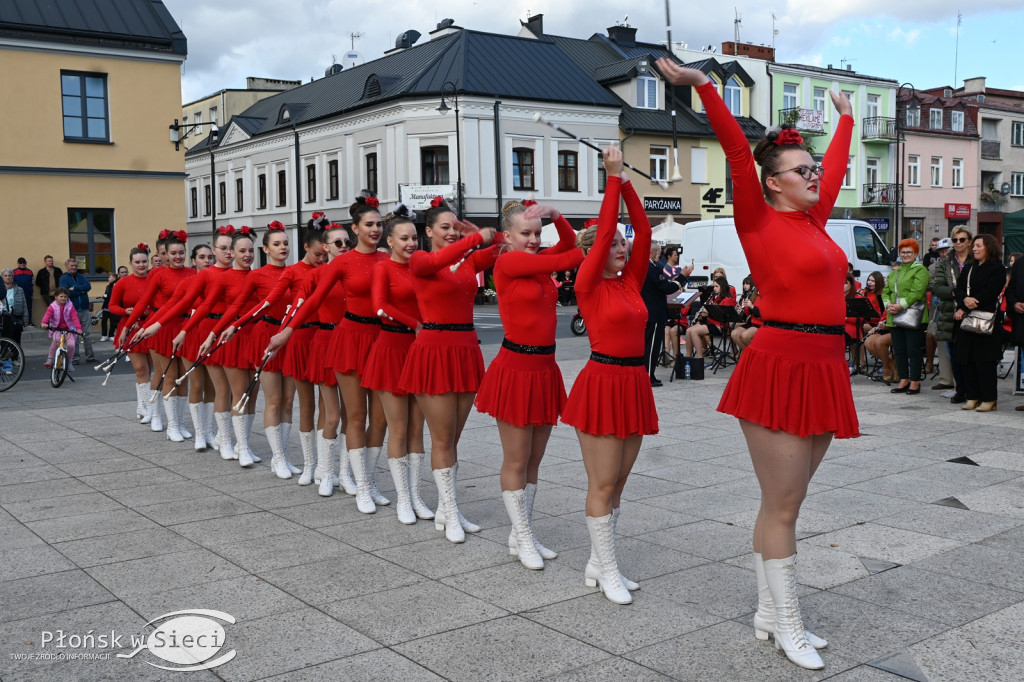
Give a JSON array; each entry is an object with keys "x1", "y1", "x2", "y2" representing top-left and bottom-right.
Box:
[
  {"x1": 136, "y1": 242, "x2": 149, "y2": 252},
  {"x1": 158, "y1": 229, "x2": 172, "y2": 240},
  {"x1": 429, "y1": 196, "x2": 445, "y2": 208},
  {"x1": 523, "y1": 199, "x2": 537, "y2": 207},
  {"x1": 172, "y1": 230, "x2": 188, "y2": 243},
  {"x1": 775, "y1": 129, "x2": 805, "y2": 147},
  {"x1": 365, "y1": 196, "x2": 379, "y2": 208},
  {"x1": 237, "y1": 225, "x2": 254, "y2": 236},
  {"x1": 329, "y1": 222, "x2": 346, "y2": 230},
  {"x1": 267, "y1": 221, "x2": 285, "y2": 231},
  {"x1": 311, "y1": 211, "x2": 326, "y2": 221},
  {"x1": 218, "y1": 225, "x2": 236, "y2": 236},
  {"x1": 582, "y1": 218, "x2": 599, "y2": 229}
]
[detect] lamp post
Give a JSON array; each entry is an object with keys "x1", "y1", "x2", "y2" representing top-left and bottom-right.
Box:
[
  {"x1": 437, "y1": 82, "x2": 463, "y2": 218},
  {"x1": 169, "y1": 119, "x2": 218, "y2": 235},
  {"x1": 895, "y1": 83, "x2": 917, "y2": 242}
]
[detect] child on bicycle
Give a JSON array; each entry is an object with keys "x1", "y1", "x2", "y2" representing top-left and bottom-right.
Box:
[{"x1": 41, "y1": 287, "x2": 81, "y2": 369}]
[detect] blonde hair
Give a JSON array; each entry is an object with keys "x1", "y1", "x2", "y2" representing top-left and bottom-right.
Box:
[{"x1": 576, "y1": 225, "x2": 598, "y2": 252}]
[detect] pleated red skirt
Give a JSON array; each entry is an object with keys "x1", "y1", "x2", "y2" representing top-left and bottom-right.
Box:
[
  {"x1": 475, "y1": 348, "x2": 566, "y2": 427},
  {"x1": 217, "y1": 324, "x2": 252, "y2": 370},
  {"x1": 149, "y1": 317, "x2": 186, "y2": 358},
  {"x1": 562, "y1": 361, "x2": 658, "y2": 438},
  {"x1": 283, "y1": 326, "x2": 318, "y2": 382},
  {"x1": 399, "y1": 329, "x2": 484, "y2": 395},
  {"x1": 115, "y1": 317, "x2": 149, "y2": 354},
  {"x1": 247, "y1": 320, "x2": 285, "y2": 373},
  {"x1": 192, "y1": 317, "x2": 228, "y2": 366},
  {"x1": 717, "y1": 326, "x2": 860, "y2": 439},
  {"x1": 362, "y1": 328, "x2": 414, "y2": 395},
  {"x1": 181, "y1": 319, "x2": 203, "y2": 362},
  {"x1": 330, "y1": 318, "x2": 381, "y2": 378},
  {"x1": 310, "y1": 327, "x2": 337, "y2": 386}
]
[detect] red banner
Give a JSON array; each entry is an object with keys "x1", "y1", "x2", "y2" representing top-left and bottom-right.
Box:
[{"x1": 944, "y1": 203, "x2": 971, "y2": 219}]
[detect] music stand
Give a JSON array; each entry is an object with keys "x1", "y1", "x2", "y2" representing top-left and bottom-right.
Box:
[
  {"x1": 846, "y1": 298, "x2": 878, "y2": 378},
  {"x1": 704, "y1": 304, "x2": 742, "y2": 374}
]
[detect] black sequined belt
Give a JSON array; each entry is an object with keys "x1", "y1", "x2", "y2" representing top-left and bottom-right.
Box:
[
  {"x1": 422, "y1": 322, "x2": 475, "y2": 332},
  {"x1": 590, "y1": 351, "x2": 644, "y2": 367},
  {"x1": 345, "y1": 312, "x2": 382, "y2": 325},
  {"x1": 764, "y1": 321, "x2": 844, "y2": 336},
  {"x1": 503, "y1": 338, "x2": 556, "y2": 355},
  {"x1": 206, "y1": 313, "x2": 223, "y2": 320},
  {"x1": 298, "y1": 322, "x2": 322, "y2": 330},
  {"x1": 382, "y1": 323, "x2": 415, "y2": 334},
  {"x1": 260, "y1": 315, "x2": 282, "y2": 326},
  {"x1": 320, "y1": 322, "x2": 337, "y2": 331}
]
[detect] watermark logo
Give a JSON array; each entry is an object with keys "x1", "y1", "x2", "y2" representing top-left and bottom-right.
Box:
[{"x1": 117, "y1": 610, "x2": 236, "y2": 672}]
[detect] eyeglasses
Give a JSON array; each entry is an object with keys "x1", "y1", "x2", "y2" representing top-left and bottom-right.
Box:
[
  {"x1": 771, "y1": 164, "x2": 824, "y2": 180},
  {"x1": 952, "y1": 237, "x2": 969, "y2": 243},
  {"x1": 329, "y1": 239, "x2": 352, "y2": 249},
  {"x1": 898, "y1": 250, "x2": 916, "y2": 256}
]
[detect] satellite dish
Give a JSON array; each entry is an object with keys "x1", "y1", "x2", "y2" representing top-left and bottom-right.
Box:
[
  {"x1": 344, "y1": 51, "x2": 363, "y2": 68},
  {"x1": 324, "y1": 63, "x2": 343, "y2": 77}
]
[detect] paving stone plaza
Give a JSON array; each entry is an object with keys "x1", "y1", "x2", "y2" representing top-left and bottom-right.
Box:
[{"x1": 2, "y1": 324, "x2": 1023, "y2": 681}]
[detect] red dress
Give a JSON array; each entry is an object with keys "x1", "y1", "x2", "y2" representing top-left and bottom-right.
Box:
[
  {"x1": 241, "y1": 261, "x2": 318, "y2": 380},
  {"x1": 109, "y1": 273, "x2": 150, "y2": 352},
  {"x1": 699, "y1": 80, "x2": 860, "y2": 439},
  {"x1": 475, "y1": 217, "x2": 584, "y2": 426},
  {"x1": 291, "y1": 249, "x2": 388, "y2": 379},
  {"x1": 562, "y1": 177, "x2": 658, "y2": 438},
  {"x1": 310, "y1": 267, "x2": 346, "y2": 386},
  {"x1": 122, "y1": 266, "x2": 196, "y2": 357},
  {"x1": 146, "y1": 265, "x2": 231, "y2": 361},
  {"x1": 362, "y1": 258, "x2": 420, "y2": 395},
  {"x1": 186, "y1": 268, "x2": 252, "y2": 369},
  {"x1": 215, "y1": 264, "x2": 287, "y2": 373},
  {"x1": 399, "y1": 232, "x2": 500, "y2": 395}
]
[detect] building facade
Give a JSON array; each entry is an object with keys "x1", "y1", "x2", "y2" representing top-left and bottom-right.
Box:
[
  {"x1": 0, "y1": 0, "x2": 187, "y2": 322},
  {"x1": 180, "y1": 77, "x2": 302, "y2": 151}
]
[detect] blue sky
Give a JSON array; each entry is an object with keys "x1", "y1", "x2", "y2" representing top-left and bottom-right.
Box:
[{"x1": 164, "y1": 1, "x2": 1024, "y2": 103}]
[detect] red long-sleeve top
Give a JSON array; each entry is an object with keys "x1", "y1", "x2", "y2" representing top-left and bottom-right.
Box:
[
  {"x1": 698, "y1": 80, "x2": 852, "y2": 326},
  {"x1": 145, "y1": 265, "x2": 231, "y2": 328},
  {"x1": 495, "y1": 217, "x2": 583, "y2": 346},
  {"x1": 292, "y1": 265, "x2": 346, "y2": 325},
  {"x1": 108, "y1": 274, "x2": 149, "y2": 318},
  {"x1": 184, "y1": 267, "x2": 251, "y2": 332},
  {"x1": 237, "y1": 261, "x2": 317, "y2": 328},
  {"x1": 372, "y1": 258, "x2": 420, "y2": 330},
  {"x1": 288, "y1": 249, "x2": 388, "y2": 329},
  {"x1": 213, "y1": 264, "x2": 286, "y2": 335},
  {"x1": 409, "y1": 233, "x2": 501, "y2": 325},
  {"x1": 575, "y1": 176, "x2": 651, "y2": 357},
  {"x1": 123, "y1": 266, "x2": 195, "y2": 329},
  {"x1": 705, "y1": 294, "x2": 737, "y2": 330}
]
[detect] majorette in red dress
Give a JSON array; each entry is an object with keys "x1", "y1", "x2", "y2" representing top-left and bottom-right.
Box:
[{"x1": 362, "y1": 258, "x2": 420, "y2": 395}]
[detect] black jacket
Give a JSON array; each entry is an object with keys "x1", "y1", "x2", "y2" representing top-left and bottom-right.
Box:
[
  {"x1": 34, "y1": 266, "x2": 63, "y2": 302},
  {"x1": 641, "y1": 261, "x2": 682, "y2": 323}
]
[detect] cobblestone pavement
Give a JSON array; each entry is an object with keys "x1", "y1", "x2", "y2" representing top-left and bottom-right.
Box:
[{"x1": 1, "y1": 329, "x2": 1022, "y2": 681}]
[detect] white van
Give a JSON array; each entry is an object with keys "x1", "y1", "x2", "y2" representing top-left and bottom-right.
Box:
[{"x1": 666, "y1": 217, "x2": 893, "y2": 288}]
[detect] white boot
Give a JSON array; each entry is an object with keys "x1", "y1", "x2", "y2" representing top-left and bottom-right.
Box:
[
  {"x1": 449, "y1": 462, "x2": 479, "y2": 532},
  {"x1": 407, "y1": 453, "x2": 434, "y2": 519},
  {"x1": 387, "y1": 457, "x2": 416, "y2": 524},
  {"x1": 432, "y1": 467, "x2": 465, "y2": 543},
  {"x1": 135, "y1": 383, "x2": 148, "y2": 420},
  {"x1": 266, "y1": 425, "x2": 291, "y2": 479},
  {"x1": 203, "y1": 403, "x2": 218, "y2": 451},
  {"x1": 149, "y1": 390, "x2": 164, "y2": 432},
  {"x1": 163, "y1": 395, "x2": 184, "y2": 442},
  {"x1": 316, "y1": 435, "x2": 334, "y2": 497},
  {"x1": 585, "y1": 509, "x2": 639, "y2": 591},
  {"x1": 584, "y1": 514, "x2": 631, "y2": 604},
  {"x1": 348, "y1": 448, "x2": 376, "y2": 513},
  {"x1": 280, "y1": 421, "x2": 292, "y2": 456},
  {"x1": 188, "y1": 402, "x2": 207, "y2": 451},
  {"x1": 283, "y1": 425, "x2": 301, "y2": 475},
  {"x1": 337, "y1": 434, "x2": 357, "y2": 495},
  {"x1": 365, "y1": 446, "x2": 391, "y2": 506},
  {"x1": 754, "y1": 553, "x2": 827, "y2": 649},
  {"x1": 299, "y1": 431, "x2": 318, "y2": 486},
  {"x1": 508, "y1": 483, "x2": 557, "y2": 560},
  {"x1": 502, "y1": 489, "x2": 544, "y2": 570},
  {"x1": 234, "y1": 415, "x2": 254, "y2": 467},
  {"x1": 763, "y1": 555, "x2": 824, "y2": 670},
  {"x1": 176, "y1": 397, "x2": 192, "y2": 439},
  {"x1": 612, "y1": 508, "x2": 639, "y2": 590},
  {"x1": 214, "y1": 412, "x2": 236, "y2": 460},
  {"x1": 244, "y1": 413, "x2": 260, "y2": 463}
]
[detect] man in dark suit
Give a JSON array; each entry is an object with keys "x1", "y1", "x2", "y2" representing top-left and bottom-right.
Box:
[{"x1": 642, "y1": 243, "x2": 687, "y2": 386}]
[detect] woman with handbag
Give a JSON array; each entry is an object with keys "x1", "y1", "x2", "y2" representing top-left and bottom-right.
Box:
[
  {"x1": 882, "y1": 240, "x2": 929, "y2": 395},
  {"x1": 954, "y1": 234, "x2": 1006, "y2": 412}
]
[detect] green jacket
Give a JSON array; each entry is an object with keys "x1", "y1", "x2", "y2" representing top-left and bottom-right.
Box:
[
  {"x1": 882, "y1": 261, "x2": 930, "y2": 327},
  {"x1": 929, "y1": 254, "x2": 970, "y2": 341}
]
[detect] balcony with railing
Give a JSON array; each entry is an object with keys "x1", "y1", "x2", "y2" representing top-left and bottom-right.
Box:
[
  {"x1": 862, "y1": 183, "x2": 900, "y2": 206},
  {"x1": 862, "y1": 117, "x2": 897, "y2": 142},
  {"x1": 777, "y1": 107, "x2": 827, "y2": 136},
  {"x1": 981, "y1": 140, "x2": 1001, "y2": 160}
]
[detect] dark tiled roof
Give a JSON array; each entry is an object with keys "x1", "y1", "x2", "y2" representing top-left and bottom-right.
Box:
[
  {"x1": 693, "y1": 112, "x2": 765, "y2": 141},
  {"x1": 620, "y1": 107, "x2": 708, "y2": 137},
  {"x1": 0, "y1": 0, "x2": 186, "y2": 55},
  {"x1": 722, "y1": 61, "x2": 756, "y2": 87},
  {"x1": 546, "y1": 35, "x2": 621, "y2": 78},
  {"x1": 594, "y1": 56, "x2": 657, "y2": 85}
]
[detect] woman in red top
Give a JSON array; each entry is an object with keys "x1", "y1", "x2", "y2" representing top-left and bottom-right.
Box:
[
  {"x1": 138, "y1": 229, "x2": 235, "y2": 450},
  {"x1": 109, "y1": 244, "x2": 153, "y2": 422},
  {"x1": 364, "y1": 209, "x2": 431, "y2": 524},
  {"x1": 731, "y1": 276, "x2": 762, "y2": 352},
  {"x1": 120, "y1": 230, "x2": 195, "y2": 439},
  {"x1": 476, "y1": 200, "x2": 583, "y2": 570},
  {"x1": 685, "y1": 276, "x2": 737, "y2": 360},
  {"x1": 269, "y1": 196, "x2": 390, "y2": 512},
  {"x1": 562, "y1": 147, "x2": 655, "y2": 606},
  {"x1": 659, "y1": 59, "x2": 853, "y2": 670},
  {"x1": 399, "y1": 198, "x2": 500, "y2": 543}
]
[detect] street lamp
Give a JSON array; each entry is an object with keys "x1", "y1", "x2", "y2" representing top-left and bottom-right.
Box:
[
  {"x1": 895, "y1": 83, "x2": 917, "y2": 241},
  {"x1": 437, "y1": 82, "x2": 463, "y2": 218}
]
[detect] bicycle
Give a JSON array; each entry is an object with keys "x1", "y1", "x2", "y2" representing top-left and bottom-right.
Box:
[
  {"x1": 47, "y1": 329, "x2": 81, "y2": 388},
  {"x1": 0, "y1": 331, "x2": 25, "y2": 393}
]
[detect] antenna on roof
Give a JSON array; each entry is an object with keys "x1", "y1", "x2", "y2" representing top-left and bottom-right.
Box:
[
  {"x1": 349, "y1": 32, "x2": 364, "y2": 51},
  {"x1": 734, "y1": 8, "x2": 742, "y2": 44}
]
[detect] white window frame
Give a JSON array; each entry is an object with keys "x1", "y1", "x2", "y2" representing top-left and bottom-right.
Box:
[
  {"x1": 865, "y1": 157, "x2": 880, "y2": 186},
  {"x1": 724, "y1": 78, "x2": 741, "y2": 116},
  {"x1": 783, "y1": 83, "x2": 798, "y2": 110},
  {"x1": 951, "y1": 158, "x2": 963, "y2": 188},
  {"x1": 1012, "y1": 121, "x2": 1024, "y2": 147},
  {"x1": 907, "y1": 155, "x2": 920, "y2": 186},
  {"x1": 194, "y1": 111, "x2": 202, "y2": 135},
  {"x1": 930, "y1": 108, "x2": 943, "y2": 130},
  {"x1": 649, "y1": 146, "x2": 669, "y2": 182},
  {"x1": 813, "y1": 87, "x2": 828, "y2": 123},
  {"x1": 842, "y1": 157, "x2": 855, "y2": 189},
  {"x1": 866, "y1": 93, "x2": 880, "y2": 119},
  {"x1": 951, "y1": 110, "x2": 964, "y2": 133},
  {"x1": 930, "y1": 156, "x2": 942, "y2": 187},
  {"x1": 906, "y1": 107, "x2": 920, "y2": 127},
  {"x1": 637, "y1": 75, "x2": 658, "y2": 109},
  {"x1": 1011, "y1": 172, "x2": 1024, "y2": 197}
]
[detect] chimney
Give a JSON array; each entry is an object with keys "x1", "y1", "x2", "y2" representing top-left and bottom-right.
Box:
[
  {"x1": 520, "y1": 13, "x2": 544, "y2": 38},
  {"x1": 721, "y1": 41, "x2": 775, "y2": 62},
  {"x1": 607, "y1": 24, "x2": 637, "y2": 47},
  {"x1": 962, "y1": 76, "x2": 986, "y2": 94}
]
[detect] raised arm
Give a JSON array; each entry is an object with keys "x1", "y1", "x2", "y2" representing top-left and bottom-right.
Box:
[
  {"x1": 807, "y1": 92, "x2": 853, "y2": 225},
  {"x1": 372, "y1": 262, "x2": 419, "y2": 329},
  {"x1": 575, "y1": 174, "x2": 622, "y2": 295},
  {"x1": 409, "y1": 232, "x2": 484, "y2": 276},
  {"x1": 621, "y1": 178, "x2": 652, "y2": 288},
  {"x1": 497, "y1": 248, "x2": 584, "y2": 280}
]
